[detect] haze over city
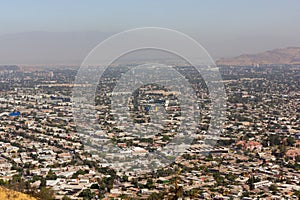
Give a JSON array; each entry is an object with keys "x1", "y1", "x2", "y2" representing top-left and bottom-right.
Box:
[{"x1": 1, "y1": 0, "x2": 300, "y2": 65}]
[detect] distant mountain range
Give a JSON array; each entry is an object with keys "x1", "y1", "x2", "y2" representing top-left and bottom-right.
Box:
[{"x1": 216, "y1": 47, "x2": 300, "y2": 66}]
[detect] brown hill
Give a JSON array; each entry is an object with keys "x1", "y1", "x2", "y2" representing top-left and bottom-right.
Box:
[
  {"x1": 0, "y1": 187, "x2": 37, "y2": 200},
  {"x1": 216, "y1": 47, "x2": 300, "y2": 66}
]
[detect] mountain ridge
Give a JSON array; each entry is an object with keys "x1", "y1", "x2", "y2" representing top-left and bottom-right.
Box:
[{"x1": 216, "y1": 47, "x2": 300, "y2": 66}]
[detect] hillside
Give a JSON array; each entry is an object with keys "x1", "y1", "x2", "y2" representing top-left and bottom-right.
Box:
[
  {"x1": 216, "y1": 47, "x2": 300, "y2": 66},
  {"x1": 0, "y1": 187, "x2": 37, "y2": 200}
]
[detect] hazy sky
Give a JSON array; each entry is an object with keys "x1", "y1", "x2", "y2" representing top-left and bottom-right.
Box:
[{"x1": 1, "y1": 0, "x2": 300, "y2": 65}]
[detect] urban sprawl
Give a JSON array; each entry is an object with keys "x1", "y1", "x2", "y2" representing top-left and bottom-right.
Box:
[{"x1": 0, "y1": 64, "x2": 299, "y2": 200}]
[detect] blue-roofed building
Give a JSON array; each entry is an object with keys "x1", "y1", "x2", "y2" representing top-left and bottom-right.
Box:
[
  {"x1": 9, "y1": 111, "x2": 20, "y2": 117},
  {"x1": 144, "y1": 105, "x2": 151, "y2": 111}
]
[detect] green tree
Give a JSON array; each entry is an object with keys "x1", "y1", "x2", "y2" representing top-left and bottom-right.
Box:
[
  {"x1": 46, "y1": 169, "x2": 57, "y2": 180},
  {"x1": 286, "y1": 137, "x2": 295, "y2": 146},
  {"x1": 148, "y1": 192, "x2": 164, "y2": 200},
  {"x1": 35, "y1": 187, "x2": 55, "y2": 200},
  {"x1": 40, "y1": 177, "x2": 46, "y2": 188},
  {"x1": 269, "y1": 184, "x2": 278, "y2": 194},
  {"x1": 79, "y1": 189, "x2": 94, "y2": 200},
  {"x1": 247, "y1": 176, "x2": 255, "y2": 190},
  {"x1": 62, "y1": 195, "x2": 72, "y2": 200},
  {"x1": 146, "y1": 178, "x2": 154, "y2": 189}
]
